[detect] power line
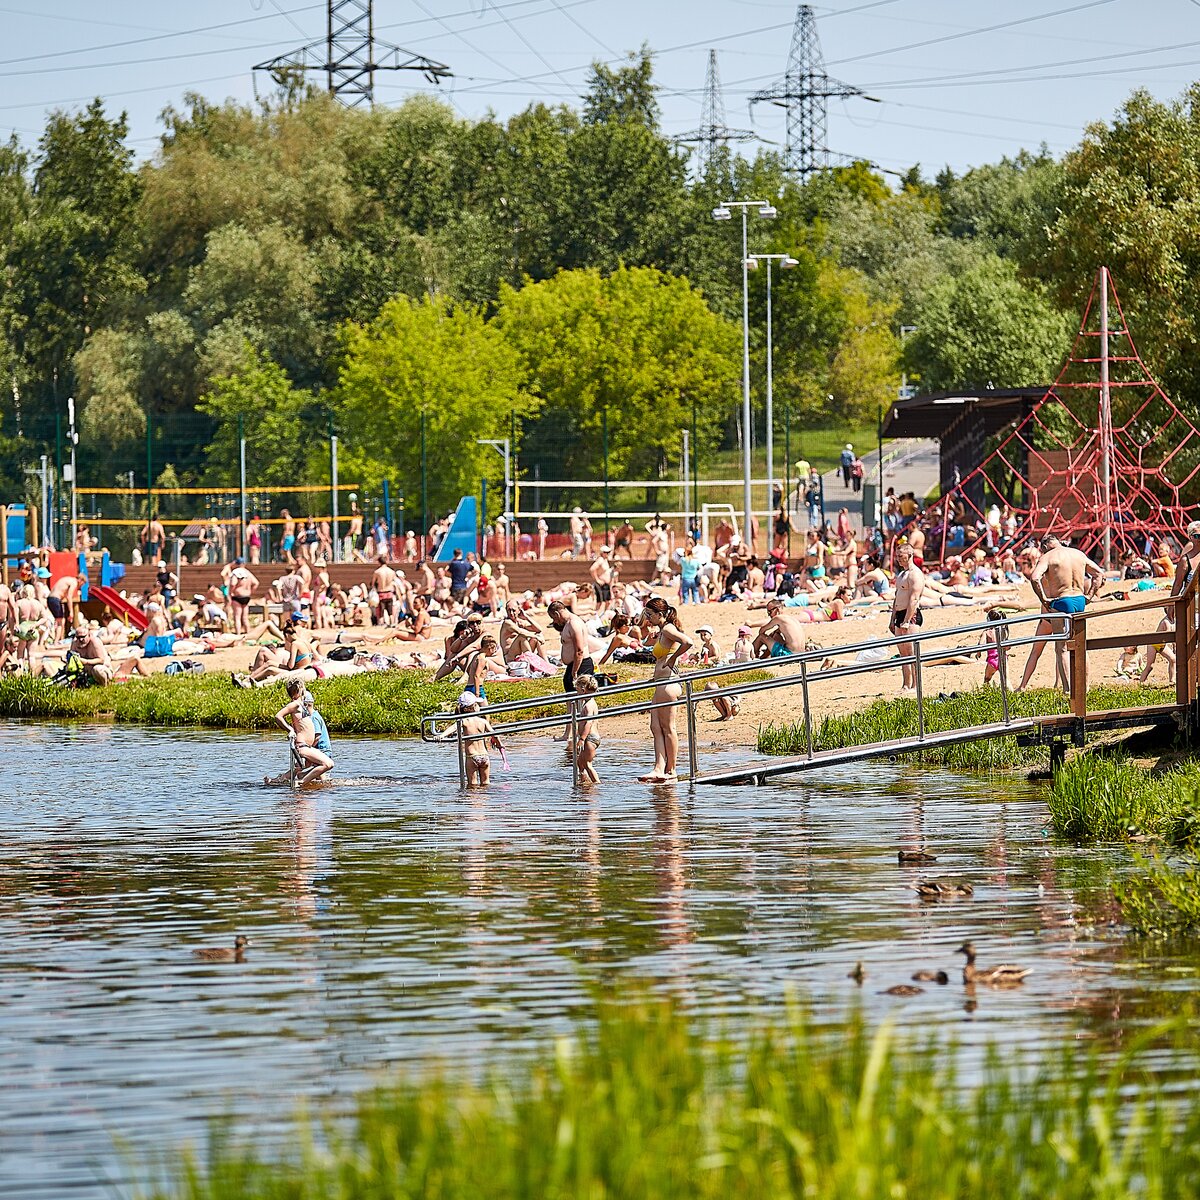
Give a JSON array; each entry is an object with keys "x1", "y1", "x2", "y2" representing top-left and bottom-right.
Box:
[
  {"x1": 0, "y1": 4, "x2": 324, "y2": 71},
  {"x1": 858, "y1": 34, "x2": 1200, "y2": 92},
  {"x1": 825, "y1": 0, "x2": 1120, "y2": 68}
]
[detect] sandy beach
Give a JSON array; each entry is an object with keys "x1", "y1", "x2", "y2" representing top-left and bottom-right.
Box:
[{"x1": 72, "y1": 578, "x2": 1176, "y2": 749}]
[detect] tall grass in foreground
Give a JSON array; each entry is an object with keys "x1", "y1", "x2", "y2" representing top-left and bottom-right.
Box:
[
  {"x1": 758, "y1": 685, "x2": 1178, "y2": 772},
  {"x1": 143, "y1": 999, "x2": 1200, "y2": 1200},
  {"x1": 1046, "y1": 757, "x2": 1200, "y2": 843}
]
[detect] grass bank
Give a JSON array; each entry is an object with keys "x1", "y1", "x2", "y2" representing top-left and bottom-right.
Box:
[
  {"x1": 1046, "y1": 757, "x2": 1200, "y2": 844},
  {"x1": 0, "y1": 668, "x2": 770, "y2": 738},
  {"x1": 1046, "y1": 755, "x2": 1200, "y2": 935},
  {"x1": 0, "y1": 673, "x2": 563, "y2": 738},
  {"x1": 145, "y1": 997, "x2": 1200, "y2": 1200},
  {"x1": 757, "y1": 684, "x2": 1177, "y2": 771}
]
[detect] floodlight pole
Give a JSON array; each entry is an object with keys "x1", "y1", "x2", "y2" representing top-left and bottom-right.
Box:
[
  {"x1": 747, "y1": 252, "x2": 799, "y2": 520},
  {"x1": 713, "y1": 200, "x2": 775, "y2": 544}
]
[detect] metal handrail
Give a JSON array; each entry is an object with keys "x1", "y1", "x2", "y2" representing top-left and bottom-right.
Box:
[{"x1": 421, "y1": 608, "x2": 1076, "y2": 782}]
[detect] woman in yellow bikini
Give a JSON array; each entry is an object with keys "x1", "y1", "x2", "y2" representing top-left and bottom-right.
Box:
[{"x1": 637, "y1": 596, "x2": 694, "y2": 783}]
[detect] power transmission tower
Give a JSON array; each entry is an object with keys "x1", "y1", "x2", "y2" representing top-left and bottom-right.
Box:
[
  {"x1": 676, "y1": 50, "x2": 756, "y2": 175},
  {"x1": 749, "y1": 4, "x2": 876, "y2": 180},
  {"x1": 255, "y1": 0, "x2": 450, "y2": 108}
]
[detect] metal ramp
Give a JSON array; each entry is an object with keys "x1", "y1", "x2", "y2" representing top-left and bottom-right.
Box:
[
  {"x1": 422, "y1": 578, "x2": 1199, "y2": 787},
  {"x1": 692, "y1": 719, "x2": 1040, "y2": 786}
]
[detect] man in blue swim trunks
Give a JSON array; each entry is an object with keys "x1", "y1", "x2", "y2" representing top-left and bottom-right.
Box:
[{"x1": 1029, "y1": 533, "x2": 1104, "y2": 690}]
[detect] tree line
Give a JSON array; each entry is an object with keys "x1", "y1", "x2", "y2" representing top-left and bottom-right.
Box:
[{"x1": 1, "y1": 54, "x2": 1197, "y2": 522}]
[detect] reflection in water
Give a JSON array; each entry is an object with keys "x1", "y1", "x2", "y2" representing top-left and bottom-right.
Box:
[
  {"x1": 652, "y1": 790, "x2": 690, "y2": 951},
  {"x1": 0, "y1": 723, "x2": 1198, "y2": 1198}
]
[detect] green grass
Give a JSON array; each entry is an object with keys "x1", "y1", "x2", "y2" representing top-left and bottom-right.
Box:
[
  {"x1": 0, "y1": 666, "x2": 770, "y2": 739},
  {"x1": 143, "y1": 995, "x2": 1200, "y2": 1200},
  {"x1": 1045, "y1": 758, "x2": 1200, "y2": 844},
  {"x1": 0, "y1": 673, "x2": 562, "y2": 738},
  {"x1": 1116, "y1": 852, "x2": 1200, "y2": 935},
  {"x1": 757, "y1": 684, "x2": 1179, "y2": 772}
]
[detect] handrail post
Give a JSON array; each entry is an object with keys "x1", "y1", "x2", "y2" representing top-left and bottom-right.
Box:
[
  {"x1": 913, "y1": 640, "x2": 925, "y2": 740},
  {"x1": 1069, "y1": 614, "x2": 1088, "y2": 719},
  {"x1": 1176, "y1": 583, "x2": 1196, "y2": 710},
  {"x1": 684, "y1": 678, "x2": 698, "y2": 779},
  {"x1": 996, "y1": 619, "x2": 1011, "y2": 725},
  {"x1": 800, "y1": 657, "x2": 814, "y2": 759},
  {"x1": 570, "y1": 698, "x2": 579, "y2": 787},
  {"x1": 456, "y1": 715, "x2": 467, "y2": 788}
]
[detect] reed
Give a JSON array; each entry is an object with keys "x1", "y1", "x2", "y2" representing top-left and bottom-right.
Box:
[
  {"x1": 1045, "y1": 757, "x2": 1200, "y2": 843},
  {"x1": 143, "y1": 997, "x2": 1200, "y2": 1200}
]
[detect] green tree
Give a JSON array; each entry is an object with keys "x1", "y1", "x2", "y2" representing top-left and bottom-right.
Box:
[
  {"x1": 906, "y1": 255, "x2": 1069, "y2": 392},
  {"x1": 196, "y1": 344, "x2": 316, "y2": 486},
  {"x1": 2, "y1": 100, "x2": 142, "y2": 425},
  {"x1": 496, "y1": 265, "x2": 738, "y2": 481},
  {"x1": 330, "y1": 296, "x2": 533, "y2": 522},
  {"x1": 1045, "y1": 86, "x2": 1200, "y2": 405}
]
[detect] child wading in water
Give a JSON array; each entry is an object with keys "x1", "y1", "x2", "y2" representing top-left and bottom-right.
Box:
[
  {"x1": 458, "y1": 691, "x2": 502, "y2": 786},
  {"x1": 266, "y1": 678, "x2": 334, "y2": 786},
  {"x1": 572, "y1": 673, "x2": 601, "y2": 783}
]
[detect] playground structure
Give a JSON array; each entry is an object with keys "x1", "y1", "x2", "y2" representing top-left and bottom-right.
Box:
[
  {"x1": 922, "y1": 267, "x2": 1200, "y2": 567},
  {"x1": 423, "y1": 574, "x2": 1200, "y2": 787}
]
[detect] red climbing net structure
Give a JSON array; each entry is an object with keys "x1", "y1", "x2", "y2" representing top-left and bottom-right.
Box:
[{"x1": 943, "y1": 266, "x2": 1200, "y2": 565}]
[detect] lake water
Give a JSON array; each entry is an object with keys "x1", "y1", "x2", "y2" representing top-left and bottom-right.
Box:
[{"x1": 1, "y1": 721, "x2": 1197, "y2": 1197}]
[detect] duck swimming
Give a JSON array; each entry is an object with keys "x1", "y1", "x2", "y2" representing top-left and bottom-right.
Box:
[
  {"x1": 881, "y1": 984, "x2": 924, "y2": 996},
  {"x1": 193, "y1": 935, "x2": 250, "y2": 962},
  {"x1": 957, "y1": 941, "x2": 1029, "y2": 987},
  {"x1": 898, "y1": 850, "x2": 938, "y2": 865},
  {"x1": 912, "y1": 969, "x2": 949, "y2": 984},
  {"x1": 911, "y1": 879, "x2": 974, "y2": 899}
]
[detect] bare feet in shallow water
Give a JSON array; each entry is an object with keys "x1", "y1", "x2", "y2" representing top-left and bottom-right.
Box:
[{"x1": 638, "y1": 772, "x2": 678, "y2": 783}]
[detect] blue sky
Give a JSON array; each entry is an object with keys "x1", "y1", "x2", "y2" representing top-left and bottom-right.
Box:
[{"x1": 2, "y1": 0, "x2": 1199, "y2": 174}]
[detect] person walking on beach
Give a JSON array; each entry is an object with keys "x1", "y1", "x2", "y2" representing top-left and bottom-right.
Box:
[
  {"x1": 1026, "y1": 533, "x2": 1104, "y2": 691},
  {"x1": 589, "y1": 547, "x2": 615, "y2": 617},
  {"x1": 279, "y1": 509, "x2": 297, "y2": 564},
  {"x1": 372, "y1": 555, "x2": 398, "y2": 626},
  {"x1": 890, "y1": 543, "x2": 925, "y2": 693},
  {"x1": 225, "y1": 559, "x2": 258, "y2": 636}
]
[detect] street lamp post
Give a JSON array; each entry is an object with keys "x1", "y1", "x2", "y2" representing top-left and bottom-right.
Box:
[
  {"x1": 746, "y1": 252, "x2": 799, "y2": 521},
  {"x1": 67, "y1": 396, "x2": 78, "y2": 548},
  {"x1": 713, "y1": 200, "x2": 776, "y2": 545}
]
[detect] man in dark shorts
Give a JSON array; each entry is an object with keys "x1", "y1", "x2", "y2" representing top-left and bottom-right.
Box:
[
  {"x1": 548, "y1": 600, "x2": 593, "y2": 691},
  {"x1": 589, "y1": 547, "x2": 615, "y2": 617},
  {"x1": 226, "y1": 558, "x2": 258, "y2": 636},
  {"x1": 890, "y1": 543, "x2": 925, "y2": 692},
  {"x1": 613, "y1": 520, "x2": 634, "y2": 559},
  {"x1": 447, "y1": 549, "x2": 473, "y2": 603}
]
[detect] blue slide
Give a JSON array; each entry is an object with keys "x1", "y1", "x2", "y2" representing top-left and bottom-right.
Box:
[{"x1": 433, "y1": 496, "x2": 478, "y2": 562}]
